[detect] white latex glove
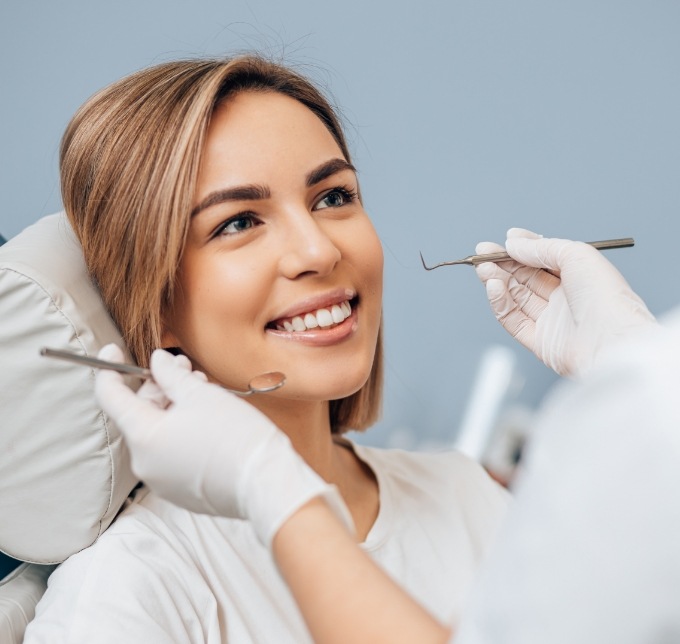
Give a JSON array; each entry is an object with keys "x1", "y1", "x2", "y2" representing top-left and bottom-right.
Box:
[
  {"x1": 475, "y1": 228, "x2": 657, "y2": 377},
  {"x1": 95, "y1": 344, "x2": 354, "y2": 547}
]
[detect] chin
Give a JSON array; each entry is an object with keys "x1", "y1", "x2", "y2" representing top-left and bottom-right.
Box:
[{"x1": 289, "y1": 365, "x2": 372, "y2": 402}]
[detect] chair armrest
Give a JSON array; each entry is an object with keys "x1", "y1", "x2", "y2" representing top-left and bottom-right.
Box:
[{"x1": 0, "y1": 563, "x2": 57, "y2": 644}]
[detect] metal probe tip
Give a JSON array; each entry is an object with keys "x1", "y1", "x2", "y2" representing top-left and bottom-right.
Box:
[{"x1": 420, "y1": 237, "x2": 634, "y2": 271}]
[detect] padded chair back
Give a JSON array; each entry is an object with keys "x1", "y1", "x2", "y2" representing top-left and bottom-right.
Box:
[{"x1": 0, "y1": 213, "x2": 138, "y2": 564}]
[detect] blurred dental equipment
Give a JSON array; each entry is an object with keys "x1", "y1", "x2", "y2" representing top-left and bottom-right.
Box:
[
  {"x1": 420, "y1": 237, "x2": 634, "y2": 270},
  {"x1": 40, "y1": 347, "x2": 286, "y2": 396},
  {"x1": 454, "y1": 344, "x2": 533, "y2": 487}
]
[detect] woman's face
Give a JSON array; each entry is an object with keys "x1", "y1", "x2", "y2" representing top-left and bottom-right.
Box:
[{"x1": 163, "y1": 90, "x2": 383, "y2": 404}]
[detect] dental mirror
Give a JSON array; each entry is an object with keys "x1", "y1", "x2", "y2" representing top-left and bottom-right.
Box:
[
  {"x1": 40, "y1": 347, "x2": 286, "y2": 396},
  {"x1": 243, "y1": 371, "x2": 287, "y2": 395}
]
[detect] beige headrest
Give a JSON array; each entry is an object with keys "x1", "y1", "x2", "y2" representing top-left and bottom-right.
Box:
[{"x1": 0, "y1": 213, "x2": 138, "y2": 563}]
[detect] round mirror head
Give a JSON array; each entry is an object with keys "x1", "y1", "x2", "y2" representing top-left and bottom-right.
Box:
[{"x1": 247, "y1": 371, "x2": 286, "y2": 394}]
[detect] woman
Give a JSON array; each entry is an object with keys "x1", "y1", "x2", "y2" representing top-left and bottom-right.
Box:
[
  {"x1": 89, "y1": 230, "x2": 661, "y2": 644},
  {"x1": 25, "y1": 55, "x2": 509, "y2": 643}
]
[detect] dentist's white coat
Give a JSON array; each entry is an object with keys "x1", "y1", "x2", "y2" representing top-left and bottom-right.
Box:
[{"x1": 455, "y1": 313, "x2": 680, "y2": 643}]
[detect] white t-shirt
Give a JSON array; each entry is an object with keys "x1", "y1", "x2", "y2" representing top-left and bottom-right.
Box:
[{"x1": 25, "y1": 443, "x2": 508, "y2": 644}]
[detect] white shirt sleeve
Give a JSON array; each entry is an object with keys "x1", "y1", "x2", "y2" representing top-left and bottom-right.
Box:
[{"x1": 453, "y1": 320, "x2": 680, "y2": 644}]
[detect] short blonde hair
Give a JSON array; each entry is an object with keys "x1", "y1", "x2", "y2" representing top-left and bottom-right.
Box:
[{"x1": 60, "y1": 54, "x2": 382, "y2": 432}]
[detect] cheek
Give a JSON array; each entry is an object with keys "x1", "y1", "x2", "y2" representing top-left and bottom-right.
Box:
[
  {"x1": 354, "y1": 222, "x2": 384, "y2": 293},
  {"x1": 165, "y1": 256, "x2": 268, "y2": 356},
  {"x1": 370, "y1": 234, "x2": 384, "y2": 283}
]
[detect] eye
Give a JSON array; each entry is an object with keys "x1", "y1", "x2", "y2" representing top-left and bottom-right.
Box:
[
  {"x1": 314, "y1": 187, "x2": 358, "y2": 211},
  {"x1": 213, "y1": 213, "x2": 261, "y2": 237}
]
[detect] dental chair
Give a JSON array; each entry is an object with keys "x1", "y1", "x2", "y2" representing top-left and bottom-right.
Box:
[{"x1": 0, "y1": 213, "x2": 139, "y2": 642}]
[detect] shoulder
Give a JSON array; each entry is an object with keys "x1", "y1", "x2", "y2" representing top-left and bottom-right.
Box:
[
  {"x1": 351, "y1": 442, "x2": 511, "y2": 605},
  {"x1": 352, "y1": 442, "x2": 510, "y2": 526},
  {"x1": 354, "y1": 442, "x2": 507, "y2": 494},
  {"x1": 25, "y1": 489, "x2": 217, "y2": 643}
]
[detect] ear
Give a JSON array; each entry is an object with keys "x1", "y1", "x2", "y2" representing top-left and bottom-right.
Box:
[
  {"x1": 160, "y1": 320, "x2": 181, "y2": 350},
  {"x1": 160, "y1": 334, "x2": 180, "y2": 350}
]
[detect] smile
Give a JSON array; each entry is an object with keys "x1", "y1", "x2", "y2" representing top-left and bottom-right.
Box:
[{"x1": 269, "y1": 300, "x2": 353, "y2": 332}]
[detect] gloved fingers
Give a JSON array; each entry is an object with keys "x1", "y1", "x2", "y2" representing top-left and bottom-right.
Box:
[
  {"x1": 506, "y1": 227, "x2": 543, "y2": 241},
  {"x1": 98, "y1": 342, "x2": 126, "y2": 364},
  {"x1": 475, "y1": 258, "x2": 526, "y2": 290},
  {"x1": 95, "y1": 345, "x2": 163, "y2": 436},
  {"x1": 503, "y1": 263, "x2": 560, "y2": 301},
  {"x1": 148, "y1": 349, "x2": 211, "y2": 402},
  {"x1": 475, "y1": 240, "x2": 505, "y2": 255},
  {"x1": 475, "y1": 259, "x2": 508, "y2": 284},
  {"x1": 172, "y1": 353, "x2": 194, "y2": 371},
  {"x1": 484, "y1": 278, "x2": 537, "y2": 350},
  {"x1": 476, "y1": 258, "x2": 558, "y2": 305},
  {"x1": 506, "y1": 236, "x2": 644, "y2": 310},
  {"x1": 485, "y1": 231, "x2": 559, "y2": 297},
  {"x1": 505, "y1": 274, "x2": 549, "y2": 321},
  {"x1": 136, "y1": 379, "x2": 171, "y2": 409},
  {"x1": 504, "y1": 235, "x2": 598, "y2": 273},
  {"x1": 94, "y1": 345, "x2": 131, "y2": 416},
  {"x1": 476, "y1": 238, "x2": 559, "y2": 300},
  {"x1": 483, "y1": 264, "x2": 549, "y2": 322},
  {"x1": 94, "y1": 364, "x2": 130, "y2": 421},
  {"x1": 475, "y1": 241, "x2": 521, "y2": 272},
  {"x1": 476, "y1": 228, "x2": 544, "y2": 256},
  {"x1": 151, "y1": 353, "x2": 208, "y2": 401},
  {"x1": 95, "y1": 345, "x2": 163, "y2": 407}
]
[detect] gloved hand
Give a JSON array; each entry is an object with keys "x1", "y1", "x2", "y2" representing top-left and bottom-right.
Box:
[
  {"x1": 95, "y1": 344, "x2": 354, "y2": 547},
  {"x1": 475, "y1": 228, "x2": 657, "y2": 377}
]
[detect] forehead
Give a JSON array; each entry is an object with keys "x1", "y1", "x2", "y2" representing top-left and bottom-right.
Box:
[{"x1": 198, "y1": 91, "x2": 345, "y2": 187}]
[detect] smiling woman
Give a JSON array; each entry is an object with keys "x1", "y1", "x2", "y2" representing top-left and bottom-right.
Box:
[
  {"x1": 162, "y1": 91, "x2": 384, "y2": 440},
  {"x1": 24, "y1": 55, "x2": 510, "y2": 643}
]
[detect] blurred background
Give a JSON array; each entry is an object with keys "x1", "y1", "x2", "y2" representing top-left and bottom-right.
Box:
[{"x1": 2, "y1": 0, "x2": 679, "y2": 467}]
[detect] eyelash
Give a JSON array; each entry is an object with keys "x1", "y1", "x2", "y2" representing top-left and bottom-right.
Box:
[
  {"x1": 211, "y1": 185, "x2": 359, "y2": 239},
  {"x1": 315, "y1": 185, "x2": 359, "y2": 210},
  {"x1": 212, "y1": 212, "x2": 261, "y2": 238}
]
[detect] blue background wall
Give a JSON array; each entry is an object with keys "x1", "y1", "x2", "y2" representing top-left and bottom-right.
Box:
[{"x1": 2, "y1": 1, "x2": 679, "y2": 447}]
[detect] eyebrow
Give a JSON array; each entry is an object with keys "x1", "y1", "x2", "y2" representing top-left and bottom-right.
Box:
[
  {"x1": 190, "y1": 185, "x2": 270, "y2": 218},
  {"x1": 191, "y1": 157, "x2": 357, "y2": 217},
  {"x1": 305, "y1": 158, "x2": 356, "y2": 187}
]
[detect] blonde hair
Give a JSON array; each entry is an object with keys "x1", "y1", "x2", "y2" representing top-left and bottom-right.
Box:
[{"x1": 60, "y1": 54, "x2": 382, "y2": 432}]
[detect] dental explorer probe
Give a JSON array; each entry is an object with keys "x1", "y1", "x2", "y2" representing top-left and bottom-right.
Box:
[
  {"x1": 40, "y1": 347, "x2": 286, "y2": 396},
  {"x1": 419, "y1": 237, "x2": 634, "y2": 271}
]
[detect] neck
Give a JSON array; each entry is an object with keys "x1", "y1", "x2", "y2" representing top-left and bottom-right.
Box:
[
  {"x1": 247, "y1": 395, "x2": 379, "y2": 541},
  {"x1": 248, "y1": 396, "x2": 337, "y2": 480}
]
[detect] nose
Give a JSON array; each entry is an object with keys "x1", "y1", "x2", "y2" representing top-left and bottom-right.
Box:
[{"x1": 277, "y1": 212, "x2": 342, "y2": 280}]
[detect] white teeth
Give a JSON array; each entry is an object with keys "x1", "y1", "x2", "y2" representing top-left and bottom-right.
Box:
[
  {"x1": 331, "y1": 305, "x2": 344, "y2": 323},
  {"x1": 304, "y1": 313, "x2": 319, "y2": 329},
  {"x1": 291, "y1": 316, "x2": 306, "y2": 331},
  {"x1": 316, "y1": 308, "x2": 334, "y2": 327},
  {"x1": 273, "y1": 299, "x2": 354, "y2": 332}
]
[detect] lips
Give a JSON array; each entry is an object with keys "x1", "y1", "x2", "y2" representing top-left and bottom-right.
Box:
[{"x1": 270, "y1": 300, "x2": 352, "y2": 332}]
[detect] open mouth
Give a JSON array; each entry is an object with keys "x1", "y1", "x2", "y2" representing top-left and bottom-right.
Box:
[{"x1": 267, "y1": 297, "x2": 357, "y2": 333}]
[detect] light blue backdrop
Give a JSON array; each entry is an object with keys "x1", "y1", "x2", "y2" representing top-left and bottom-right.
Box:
[{"x1": 2, "y1": 1, "x2": 679, "y2": 447}]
